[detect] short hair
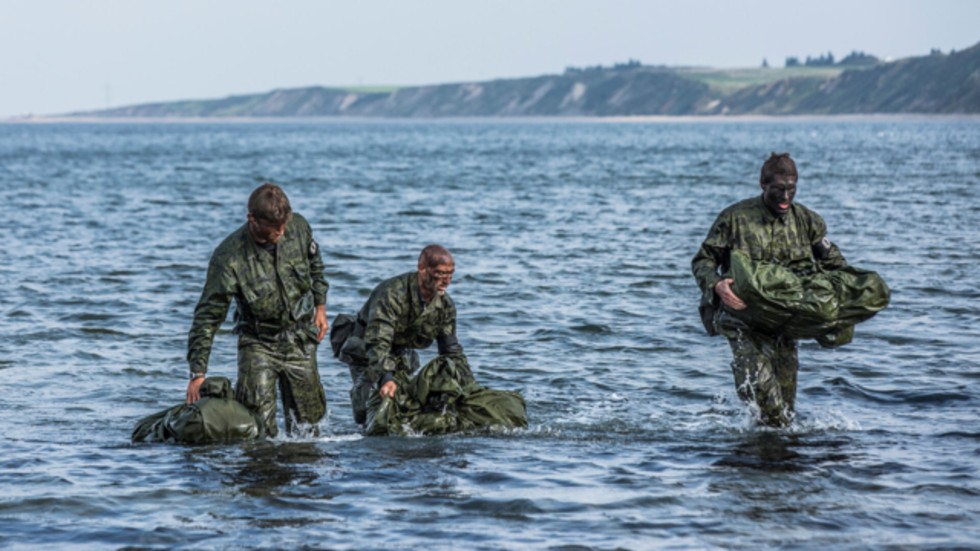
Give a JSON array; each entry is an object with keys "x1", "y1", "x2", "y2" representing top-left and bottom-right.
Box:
[
  {"x1": 418, "y1": 244, "x2": 453, "y2": 268},
  {"x1": 248, "y1": 183, "x2": 292, "y2": 225},
  {"x1": 760, "y1": 152, "x2": 798, "y2": 185}
]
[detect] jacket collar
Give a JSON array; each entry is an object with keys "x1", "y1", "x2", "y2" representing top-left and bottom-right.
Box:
[
  {"x1": 409, "y1": 270, "x2": 444, "y2": 312},
  {"x1": 758, "y1": 195, "x2": 791, "y2": 225}
]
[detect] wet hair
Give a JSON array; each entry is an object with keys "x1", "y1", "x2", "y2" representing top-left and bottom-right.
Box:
[
  {"x1": 759, "y1": 152, "x2": 798, "y2": 185},
  {"x1": 418, "y1": 244, "x2": 453, "y2": 268},
  {"x1": 248, "y1": 183, "x2": 292, "y2": 225}
]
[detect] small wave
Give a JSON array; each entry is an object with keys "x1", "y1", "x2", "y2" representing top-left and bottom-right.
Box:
[
  {"x1": 457, "y1": 497, "x2": 545, "y2": 518},
  {"x1": 80, "y1": 327, "x2": 130, "y2": 336},
  {"x1": 935, "y1": 431, "x2": 980, "y2": 440},
  {"x1": 909, "y1": 483, "x2": 980, "y2": 497},
  {"x1": 569, "y1": 323, "x2": 613, "y2": 334},
  {"x1": 315, "y1": 433, "x2": 364, "y2": 444},
  {"x1": 826, "y1": 377, "x2": 971, "y2": 406}
]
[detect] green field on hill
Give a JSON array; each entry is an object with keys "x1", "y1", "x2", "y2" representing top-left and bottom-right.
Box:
[
  {"x1": 677, "y1": 66, "x2": 848, "y2": 93},
  {"x1": 340, "y1": 85, "x2": 401, "y2": 94}
]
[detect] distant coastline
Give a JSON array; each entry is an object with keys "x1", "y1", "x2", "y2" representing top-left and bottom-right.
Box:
[
  {"x1": 10, "y1": 41, "x2": 980, "y2": 122},
  {"x1": 8, "y1": 114, "x2": 980, "y2": 124},
  {"x1": 19, "y1": 42, "x2": 975, "y2": 119}
]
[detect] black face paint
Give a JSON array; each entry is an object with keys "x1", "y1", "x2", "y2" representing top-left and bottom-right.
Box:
[{"x1": 762, "y1": 178, "x2": 797, "y2": 217}]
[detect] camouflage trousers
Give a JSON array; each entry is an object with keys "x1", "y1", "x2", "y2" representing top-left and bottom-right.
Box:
[
  {"x1": 236, "y1": 339, "x2": 326, "y2": 437},
  {"x1": 716, "y1": 311, "x2": 798, "y2": 427},
  {"x1": 347, "y1": 348, "x2": 420, "y2": 425}
]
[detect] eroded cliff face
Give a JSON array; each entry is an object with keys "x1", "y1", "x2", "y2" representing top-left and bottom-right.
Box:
[
  {"x1": 83, "y1": 68, "x2": 721, "y2": 118},
  {"x1": 71, "y1": 43, "x2": 980, "y2": 118},
  {"x1": 716, "y1": 43, "x2": 980, "y2": 115}
]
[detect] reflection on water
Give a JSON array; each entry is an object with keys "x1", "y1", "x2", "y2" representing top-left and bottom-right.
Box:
[
  {"x1": 222, "y1": 442, "x2": 329, "y2": 497},
  {"x1": 715, "y1": 432, "x2": 852, "y2": 472}
]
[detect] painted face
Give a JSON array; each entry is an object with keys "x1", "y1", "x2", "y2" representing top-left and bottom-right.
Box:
[
  {"x1": 419, "y1": 260, "x2": 455, "y2": 299},
  {"x1": 248, "y1": 214, "x2": 289, "y2": 244},
  {"x1": 761, "y1": 175, "x2": 797, "y2": 217}
]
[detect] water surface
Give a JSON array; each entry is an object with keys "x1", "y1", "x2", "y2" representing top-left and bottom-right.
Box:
[{"x1": 0, "y1": 118, "x2": 978, "y2": 549}]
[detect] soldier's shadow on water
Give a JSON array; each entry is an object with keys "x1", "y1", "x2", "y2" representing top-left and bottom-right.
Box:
[{"x1": 714, "y1": 432, "x2": 852, "y2": 472}]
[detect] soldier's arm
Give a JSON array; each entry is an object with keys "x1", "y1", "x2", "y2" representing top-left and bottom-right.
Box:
[
  {"x1": 809, "y1": 212, "x2": 848, "y2": 270},
  {"x1": 298, "y1": 214, "x2": 329, "y2": 307},
  {"x1": 298, "y1": 214, "x2": 330, "y2": 339},
  {"x1": 364, "y1": 293, "x2": 404, "y2": 387},
  {"x1": 436, "y1": 299, "x2": 463, "y2": 356},
  {"x1": 187, "y1": 256, "x2": 236, "y2": 378},
  {"x1": 691, "y1": 214, "x2": 731, "y2": 303}
]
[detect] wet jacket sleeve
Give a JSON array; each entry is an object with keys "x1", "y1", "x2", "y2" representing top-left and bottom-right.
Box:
[
  {"x1": 692, "y1": 212, "x2": 730, "y2": 304},
  {"x1": 187, "y1": 256, "x2": 236, "y2": 375},
  {"x1": 299, "y1": 215, "x2": 329, "y2": 306},
  {"x1": 807, "y1": 211, "x2": 848, "y2": 271},
  {"x1": 364, "y1": 290, "x2": 405, "y2": 382},
  {"x1": 436, "y1": 300, "x2": 463, "y2": 355}
]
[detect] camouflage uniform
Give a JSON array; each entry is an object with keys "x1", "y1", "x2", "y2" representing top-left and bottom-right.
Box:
[
  {"x1": 334, "y1": 271, "x2": 462, "y2": 424},
  {"x1": 692, "y1": 196, "x2": 846, "y2": 426},
  {"x1": 187, "y1": 213, "x2": 329, "y2": 436}
]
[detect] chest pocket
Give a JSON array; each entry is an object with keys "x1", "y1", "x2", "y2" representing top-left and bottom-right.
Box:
[
  {"x1": 241, "y1": 275, "x2": 281, "y2": 321},
  {"x1": 408, "y1": 309, "x2": 442, "y2": 348},
  {"x1": 786, "y1": 243, "x2": 811, "y2": 262},
  {"x1": 286, "y1": 263, "x2": 312, "y2": 300}
]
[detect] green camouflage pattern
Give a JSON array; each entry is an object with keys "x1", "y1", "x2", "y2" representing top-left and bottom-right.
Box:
[
  {"x1": 715, "y1": 313, "x2": 798, "y2": 427},
  {"x1": 358, "y1": 271, "x2": 457, "y2": 380},
  {"x1": 692, "y1": 197, "x2": 847, "y2": 304},
  {"x1": 237, "y1": 340, "x2": 326, "y2": 437},
  {"x1": 132, "y1": 377, "x2": 264, "y2": 444},
  {"x1": 364, "y1": 353, "x2": 528, "y2": 436},
  {"x1": 187, "y1": 213, "x2": 328, "y2": 375},
  {"x1": 186, "y1": 212, "x2": 328, "y2": 436},
  {"x1": 728, "y1": 249, "x2": 890, "y2": 343},
  {"x1": 692, "y1": 196, "x2": 848, "y2": 427},
  {"x1": 336, "y1": 271, "x2": 458, "y2": 423}
]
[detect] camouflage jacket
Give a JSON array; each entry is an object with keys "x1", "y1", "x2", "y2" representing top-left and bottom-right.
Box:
[
  {"x1": 692, "y1": 196, "x2": 847, "y2": 313},
  {"x1": 187, "y1": 213, "x2": 328, "y2": 374},
  {"x1": 356, "y1": 271, "x2": 458, "y2": 381}
]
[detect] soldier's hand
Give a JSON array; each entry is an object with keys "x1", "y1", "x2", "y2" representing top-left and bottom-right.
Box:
[
  {"x1": 379, "y1": 380, "x2": 397, "y2": 399},
  {"x1": 715, "y1": 278, "x2": 747, "y2": 311},
  {"x1": 186, "y1": 377, "x2": 205, "y2": 404},
  {"x1": 315, "y1": 304, "x2": 328, "y2": 342}
]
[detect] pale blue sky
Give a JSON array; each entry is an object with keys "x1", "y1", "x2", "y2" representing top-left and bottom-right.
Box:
[{"x1": 1, "y1": 0, "x2": 977, "y2": 118}]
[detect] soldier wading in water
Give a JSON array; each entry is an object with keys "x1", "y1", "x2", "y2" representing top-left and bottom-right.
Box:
[
  {"x1": 186, "y1": 183, "x2": 329, "y2": 437},
  {"x1": 332, "y1": 244, "x2": 463, "y2": 425},
  {"x1": 692, "y1": 153, "x2": 848, "y2": 426}
]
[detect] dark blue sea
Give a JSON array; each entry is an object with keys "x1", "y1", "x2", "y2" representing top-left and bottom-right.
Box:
[{"x1": 1, "y1": 118, "x2": 978, "y2": 550}]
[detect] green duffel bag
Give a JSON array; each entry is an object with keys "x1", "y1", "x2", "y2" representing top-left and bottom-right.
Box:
[
  {"x1": 365, "y1": 353, "x2": 527, "y2": 436},
  {"x1": 132, "y1": 377, "x2": 264, "y2": 444},
  {"x1": 728, "y1": 249, "x2": 890, "y2": 345},
  {"x1": 456, "y1": 387, "x2": 528, "y2": 432}
]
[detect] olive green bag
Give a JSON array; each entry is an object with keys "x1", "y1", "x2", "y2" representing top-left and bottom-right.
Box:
[
  {"x1": 728, "y1": 249, "x2": 890, "y2": 347},
  {"x1": 365, "y1": 353, "x2": 528, "y2": 436},
  {"x1": 132, "y1": 377, "x2": 264, "y2": 444}
]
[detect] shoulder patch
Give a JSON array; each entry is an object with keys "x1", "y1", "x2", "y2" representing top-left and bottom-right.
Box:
[
  {"x1": 812, "y1": 236, "x2": 833, "y2": 259},
  {"x1": 309, "y1": 240, "x2": 319, "y2": 257}
]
